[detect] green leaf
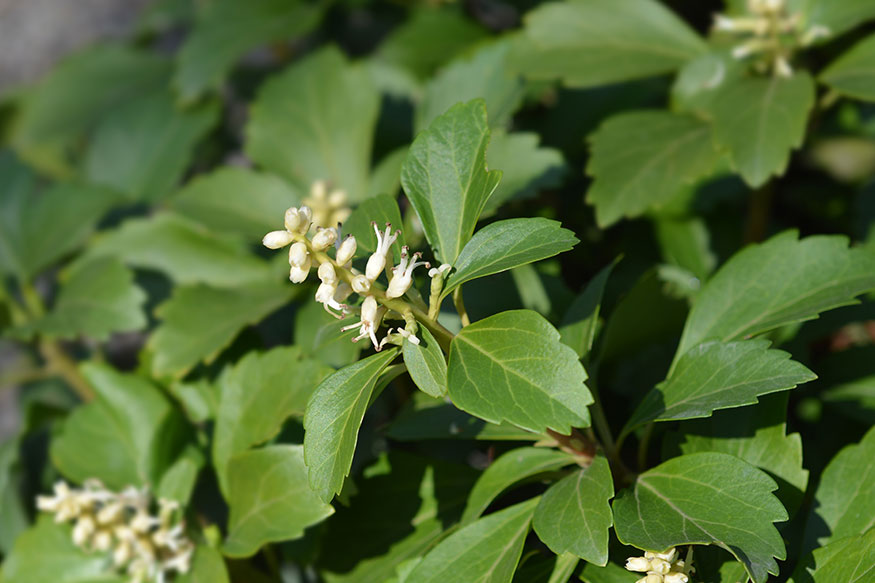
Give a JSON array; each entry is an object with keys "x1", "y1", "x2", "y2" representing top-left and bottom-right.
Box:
[
  {"x1": 404, "y1": 498, "x2": 538, "y2": 583},
  {"x1": 148, "y1": 281, "x2": 295, "y2": 378},
  {"x1": 400, "y1": 99, "x2": 502, "y2": 265},
  {"x1": 246, "y1": 47, "x2": 379, "y2": 201},
  {"x1": 342, "y1": 194, "x2": 406, "y2": 256},
  {"x1": 703, "y1": 73, "x2": 815, "y2": 188},
  {"x1": 51, "y1": 363, "x2": 187, "y2": 489},
  {"x1": 807, "y1": 426, "x2": 875, "y2": 548},
  {"x1": 509, "y1": 0, "x2": 706, "y2": 88},
  {"x1": 579, "y1": 561, "x2": 638, "y2": 583},
  {"x1": 674, "y1": 231, "x2": 875, "y2": 361},
  {"x1": 0, "y1": 516, "x2": 125, "y2": 583},
  {"x1": 24, "y1": 257, "x2": 146, "y2": 340},
  {"x1": 294, "y1": 300, "x2": 362, "y2": 368},
  {"x1": 10, "y1": 46, "x2": 170, "y2": 177},
  {"x1": 586, "y1": 111, "x2": 720, "y2": 227},
  {"x1": 462, "y1": 447, "x2": 574, "y2": 524},
  {"x1": 83, "y1": 213, "x2": 274, "y2": 287},
  {"x1": 303, "y1": 349, "x2": 399, "y2": 502},
  {"x1": 448, "y1": 310, "x2": 592, "y2": 434},
  {"x1": 548, "y1": 553, "x2": 579, "y2": 583},
  {"x1": 559, "y1": 261, "x2": 617, "y2": 360},
  {"x1": 368, "y1": 147, "x2": 409, "y2": 199},
  {"x1": 223, "y1": 445, "x2": 334, "y2": 558},
  {"x1": 156, "y1": 445, "x2": 203, "y2": 505},
  {"x1": 415, "y1": 40, "x2": 524, "y2": 132},
  {"x1": 84, "y1": 90, "x2": 218, "y2": 202},
  {"x1": 612, "y1": 452, "x2": 787, "y2": 583},
  {"x1": 800, "y1": 0, "x2": 875, "y2": 39},
  {"x1": 174, "y1": 0, "x2": 323, "y2": 102},
  {"x1": 626, "y1": 339, "x2": 815, "y2": 431},
  {"x1": 442, "y1": 219, "x2": 578, "y2": 298},
  {"x1": 213, "y1": 347, "x2": 330, "y2": 495},
  {"x1": 533, "y1": 456, "x2": 614, "y2": 565},
  {"x1": 654, "y1": 217, "x2": 716, "y2": 281},
  {"x1": 402, "y1": 327, "x2": 448, "y2": 398},
  {"x1": 177, "y1": 546, "x2": 230, "y2": 583},
  {"x1": 807, "y1": 528, "x2": 875, "y2": 583},
  {"x1": 483, "y1": 132, "x2": 565, "y2": 216},
  {"x1": 820, "y1": 33, "x2": 875, "y2": 102}
]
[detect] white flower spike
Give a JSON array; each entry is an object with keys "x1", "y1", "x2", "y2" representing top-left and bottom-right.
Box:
[
  {"x1": 365, "y1": 222, "x2": 399, "y2": 281},
  {"x1": 386, "y1": 246, "x2": 429, "y2": 299}
]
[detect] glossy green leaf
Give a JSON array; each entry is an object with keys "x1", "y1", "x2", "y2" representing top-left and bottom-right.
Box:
[
  {"x1": 84, "y1": 90, "x2": 218, "y2": 202},
  {"x1": 51, "y1": 363, "x2": 187, "y2": 489},
  {"x1": 586, "y1": 111, "x2": 720, "y2": 227},
  {"x1": 342, "y1": 194, "x2": 405, "y2": 256},
  {"x1": 213, "y1": 346, "x2": 330, "y2": 495},
  {"x1": 483, "y1": 131, "x2": 565, "y2": 216},
  {"x1": 83, "y1": 213, "x2": 273, "y2": 287},
  {"x1": 462, "y1": 447, "x2": 574, "y2": 524},
  {"x1": 807, "y1": 426, "x2": 875, "y2": 548},
  {"x1": 148, "y1": 281, "x2": 295, "y2": 378},
  {"x1": 246, "y1": 47, "x2": 379, "y2": 201},
  {"x1": 223, "y1": 445, "x2": 334, "y2": 557},
  {"x1": 24, "y1": 257, "x2": 146, "y2": 340},
  {"x1": 156, "y1": 445, "x2": 203, "y2": 506},
  {"x1": 442, "y1": 218, "x2": 578, "y2": 298},
  {"x1": 415, "y1": 40, "x2": 524, "y2": 132},
  {"x1": 509, "y1": 0, "x2": 706, "y2": 88},
  {"x1": 579, "y1": 561, "x2": 638, "y2": 583},
  {"x1": 820, "y1": 33, "x2": 875, "y2": 102},
  {"x1": 548, "y1": 553, "x2": 579, "y2": 583},
  {"x1": 627, "y1": 340, "x2": 815, "y2": 431},
  {"x1": 800, "y1": 0, "x2": 875, "y2": 38},
  {"x1": 303, "y1": 349, "x2": 399, "y2": 502},
  {"x1": 559, "y1": 260, "x2": 617, "y2": 360},
  {"x1": 613, "y1": 452, "x2": 787, "y2": 583},
  {"x1": 654, "y1": 217, "x2": 716, "y2": 281},
  {"x1": 448, "y1": 310, "x2": 592, "y2": 434},
  {"x1": 10, "y1": 46, "x2": 170, "y2": 176},
  {"x1": 174, "y1": 0, "x2": 323, "y2": 102},
  {"x1": 400, "y1": 99, "x2": 502, "y2": 265},
  {"x1": 0, "y1": 516, "x2": 125, "y2": 583},
  {"x1": 404, "y1": 498, "x2": 538, "y2": 583},
  {"x1": 675, "y1": 231, "x2": 875, "y2": 361},
  {"x1": 533, "y1": 456, "x2": 614, "y2": 565},
  {"x1": 177, "y1": 546, "x2": 230, "y2": 583},
  {"x1": 703, "y1": 73, "x2": 815, "y2": 188},
  {"x1": 807, "y1": 528, "x2": 875, "y2": 583},
  {"x1": 402, "y1": 327, "x2": 448, "y2": 398}
]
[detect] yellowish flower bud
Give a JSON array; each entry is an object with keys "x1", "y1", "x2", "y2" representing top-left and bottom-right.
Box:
[
  {"x1": 336, "y1": 235, "x2": 357, "y2": 265},
  {"x1": 351, "y1": 274, "x2": 371, "y2": 294},
  {"x1": 311, "y1": 227, "x2": 338, "y2": 251},
  {"x1": 626, "y1": 557, "x2": 651, "y2": 572},
  {"x1": 650, "y1": 558, "x2": 671, "y2": 575},
  {"x1": 262, "y1": 230, "x2": 294, "y2": 249},
  {"x1": 318, "y1": 261, "x2": 337, "y2": 284}
]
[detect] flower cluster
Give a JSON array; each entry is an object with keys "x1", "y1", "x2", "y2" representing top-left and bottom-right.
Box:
[
  {"x1": 36, "y1": 480, "x2": 193, "y2": 583},
  {"x1": 714, "y1": 0, "x2": 829, "y2": 77},
  {"x1": 625, "y1": 548, "x2": 693, "y2": 583},
  {"x1": 263, "y1": 204, "x2": 439, "y2": 351},
  {"x1": 302, "y1": 180, "x2": 351, "y2": 229}
]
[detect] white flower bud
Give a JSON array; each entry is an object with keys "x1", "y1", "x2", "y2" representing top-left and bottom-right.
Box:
[
  {"x1": 626, "y1": 557, "x2": 651, "y2": 572},
  {"x1": 351, "y1": 274, "x2": 371, "y2": 294},
  {"x1": 297, "y1": 206, "x2": 313, "y2": 231},
  {"x1": 97, "y1": 501, "x2": 123, "y2": 525},
  {"x1": 311, "y1": 227, "x2": 338, "y2": 251},
  {"x1": 262, "y1": 230, "x2": 294, "y2": 249},
  {"x1": 72, "y1": 515, "x2": 96, "y2": 546},
  {"x1": 289, "y1": 242, "x2": 309, "y2": 267},
  {"x1": 650, "y1": 558, "x2": 671, "y2": 575},
  {"x1": 318, "y1": 261, "x2": 337, "y2": 284},
  {"x1": 644, "y1": 575, "x2": 663, "y2": 583},
  {"x1": 113, "y1": 539, "x2": 132, "y2": 566},
  {"x1": 664, "y1": 573, "x2": 689, "y2": 583},
  {"x1": 336, "y1": 235, "x2": 357, "y2": 265},
  {"x1": 366, "y1": 252, "x2": 387, "y2": 282},
  {"x1": 284, "y1": 207, "x2": 302, "y2": 232},
  {"x1": 290, "y1": 257, "x2": 311, "y2": 283},
  {"x1": 328, "y1": 188, "x2": 347, "y2": 208},
  {"x1": 93, "y1": 529, "x2": 113, "y2": 551},
  {"x1": 654, "y1": 548, "x2": 678, "y2": 563}
]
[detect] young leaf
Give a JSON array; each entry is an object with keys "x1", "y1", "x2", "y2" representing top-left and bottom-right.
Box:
[
  {"x1": 223, "y1": 445, "x2": 334, "y2": 558},
  {"x1": 213, "y1": 347, "x2": 331, "y2": 495},
  {"x1": 509, "y1": 0, "x2": 706, "y2": 88},
  {"x1": 177, "y1": 546, "x2": 230, "y2": 583},
  {"x1": 303, "y1": 348, "x2": 399, "y2": 502},
  {"x1": 703, "y1": 73, "x2": 815, "y2": 188},
  {"x1": 559, "y1": 260, "x2": 617, "y2": 360},
  {"x1": 148, "y1": 281, "x2": 295, "y2": 378},
  {"x1": 626, "y1": 339, "x2": 815, "y2": 431},
  {"x1": 612, "y1": 452, "x2": 787, "y2": 583},
  {"x1": 806, "y1": 426, "x2": 875, "y2": 549},
  {"x1": 403, "y1": 498, "x2": 538, "y2": 583},
  {"x1": 586, "y1": 111, "x2": 720, "y2": 227},
  {"x1": 402, "y1": 327, "x2": 448, "y2": 398},
  {"x1": 174, "y1": 0, "x2": 323, "y2": 102},
  {"x1": 400, "y1": 99, "x2": 502, "y2": 265},
  {"x1": 462, "y1": 447, "x2": 574, "y2": 524},
  {"x1": 84, "y1": 90, "x2": 219, "y2": 202},
  {"x1": 0, "y1": 515, "x2": 126, "y2": 583},
  {"x1": 171, "y1": 166, "x2": 302, "y2": 240},
  {"x1": 415, "y1": 40, "x2": 524, "y2": 132},
  {"x1": 675, "y1": 231, "x2": 875, "y2": 361},
  {"x1": 24, "y1": 257, "x2": 146, "y2": 341},
  {"x1": 51, "y1": 363, "x2": 187, "y2": 489},
  {"x1": 820, "y1": 33, "x2": 875, "y2": 102},
  {"x1": 246, "y1": 47, "x2": 379, "y2": 201},
  {"x1": 533, "y1": 456, "x2": 614, "y2": 565},
  {"x1": 806, "y1": 527, "x2": 875, "y2": 583},
  {"x1": 442, "y1": 218, "x2": 577, "y2": 298},
  {"x1": 483, "y1": 131, "x2": 565, "y2": 215},
  {"x1": 447, "y1": 310, "x2": 592, "y2": 434}
]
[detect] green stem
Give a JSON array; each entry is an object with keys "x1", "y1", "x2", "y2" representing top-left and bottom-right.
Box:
[
  {"x1": 637, "y1": 423, "x2": 654, "y2": 472},
  {"x1": 453, "y1": 288, "x2": 470, "y2": 327}
]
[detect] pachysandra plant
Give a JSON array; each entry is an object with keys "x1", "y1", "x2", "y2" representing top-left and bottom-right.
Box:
[{"x1": 1, "y1": 1, "x2": 875, "y2": 582}]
